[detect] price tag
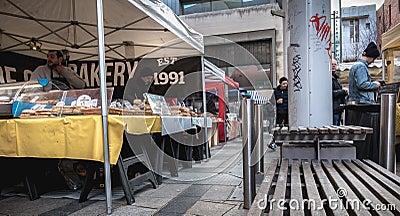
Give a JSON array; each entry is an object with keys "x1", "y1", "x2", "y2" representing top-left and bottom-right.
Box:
[
  {"x1": 76, "y1": 95, "x2": 92, "y2": 106},
  {"x1": 91, "y1": 99, "x2": 98, "y2": 108}
]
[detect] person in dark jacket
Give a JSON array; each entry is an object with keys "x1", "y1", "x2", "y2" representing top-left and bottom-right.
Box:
[
  {"x1": 274, "y1": 77, "x2": 289, "y2": 125},
  {"x1": 332, "y1": 59, "x2": 348, "y2": 125}
]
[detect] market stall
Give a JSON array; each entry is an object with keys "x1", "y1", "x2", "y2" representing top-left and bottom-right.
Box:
[
  {"x1": 382, "y1": 23, "x2": 400, "y2": 83},
  {"x1": 382, "y1": 24, "x2": 400, "y2": 160},
  {"x1": 0, "y1": 0, "x2": 204, "y2": 212},
  {"x1": 204, "y1": 60, "x2": 240, "y2": 142}
]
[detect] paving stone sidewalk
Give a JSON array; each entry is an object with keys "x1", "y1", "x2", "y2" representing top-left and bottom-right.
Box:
[{"x1": 1, "y1": 134, "x2": 398, "y2": 215}]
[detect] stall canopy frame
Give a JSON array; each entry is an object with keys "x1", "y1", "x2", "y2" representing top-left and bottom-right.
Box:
[
  {"x1": 0, "y1": 0, "x2": 204, "y2": 61},
  {"x1": 0, "y1": 0, "x2": 204, "y2": 214},
  {"x1": 382, "y1": 23, "x2": 400, "y2": 82},
  {"x1": 382, "y1": 23, "x2": 400, "y2": 51}
]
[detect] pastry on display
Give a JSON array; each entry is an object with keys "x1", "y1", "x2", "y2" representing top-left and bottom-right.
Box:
[
  {"x1": 80, "y1": 107, "x2": 101, "y2": 115},
  {"x1": 109, "y1": 107, "x2": 123, "y2": 115},
  {"x1": 20, "y1": 109, "x2": 56, "y2": 118},
  {"x1": 133, "y1": 99, "x2": 142, "y2": 105},
  {"x1": 52, "y1": 106, "x2": 83, "y2": 114}
]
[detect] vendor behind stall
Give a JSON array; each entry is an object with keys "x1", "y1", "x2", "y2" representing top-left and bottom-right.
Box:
[
  {"x1": 30, "y1": 50, "x2": 85, "y2": 90},
  {"x1": 124, "y1": 67, "x2": 154, "y2": 101}
]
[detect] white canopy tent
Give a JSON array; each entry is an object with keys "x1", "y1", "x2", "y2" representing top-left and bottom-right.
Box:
[
  {"x1": 0, "y1": 0, "x2": 203, "y2": 60},
  {"x1": 382, "y1": 23, "x2": 400, "y2": 51},
  {"x1": 0, "y1": 0, "x2": 204, "y2": 214},
  {"x1": 382, "y1": 23, "x2": 400, "y2": 82}
]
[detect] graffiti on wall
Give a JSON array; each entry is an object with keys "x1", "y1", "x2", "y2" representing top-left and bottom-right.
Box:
[
  {"x1": 292, "y1": 54, "x2": 302, "y2": 92},
  {"x1": 309, "y1": 13, "x2": 332, "y2": 59}
]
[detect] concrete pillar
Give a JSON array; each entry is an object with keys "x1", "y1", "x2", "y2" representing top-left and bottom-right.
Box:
[{"x1": 287, "y1": 0, "x2": 332, "y2": 127}]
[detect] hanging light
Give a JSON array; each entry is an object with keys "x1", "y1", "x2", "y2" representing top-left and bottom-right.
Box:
[{"x1": 28, "y1": 38, "x2": 42, "y2": 50}]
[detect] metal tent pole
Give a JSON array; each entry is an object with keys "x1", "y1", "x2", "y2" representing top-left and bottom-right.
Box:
[
  {"x1": 201, "y1": 56, "x2": 210, "y2": 159},
  {"x1": 96, "y1": 0, "x2": 112, "y2": 214},
  {"x1": 254, "y1": 104, "x2": 264, "y2": 173}
]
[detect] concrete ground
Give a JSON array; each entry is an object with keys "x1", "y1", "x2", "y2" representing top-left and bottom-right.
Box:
[
  {"x1": 0, "y1": 135, "x2": 399, "y2": 215},
  {"x1": 0, "y1": 135, "x2": 279, "y2": 216}
]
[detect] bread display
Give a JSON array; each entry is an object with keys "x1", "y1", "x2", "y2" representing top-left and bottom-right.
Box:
[
  {"x1": 20, "y1": 109, "x2": 56, "y2": 118},
  {"x1": 80, "y1": 107, "x2": 101, "y2": 115},
  {"x1": 52, "y1": 106, "x2": 83, "y2": 114}
]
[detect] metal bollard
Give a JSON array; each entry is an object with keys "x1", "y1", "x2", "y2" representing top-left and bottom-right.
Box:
[
  {"x1": 242, "y1": 98, "x2": 256, "y2": 209},
  {"x1": 379, "y1": 93, "x2": 396, "y2": 173},
  {"x1": 254, "y1": 104, "x2": 264, "y2": 173}
]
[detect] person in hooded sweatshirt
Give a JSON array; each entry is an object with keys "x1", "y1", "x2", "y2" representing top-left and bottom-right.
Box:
[{"x1": 274, "y1": 77, "x2": 289, "y2": 126}]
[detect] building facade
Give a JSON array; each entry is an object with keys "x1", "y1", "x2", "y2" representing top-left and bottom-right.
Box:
[
  {"x1": 340, "y1": 5, "x2": 377, "y2": 62},
  {"x1": 377, "y1": 0, "x2": 400, "y2": 49},
  {"x1": 161, "y1": 0, "x2": 284, "y2": 87}
]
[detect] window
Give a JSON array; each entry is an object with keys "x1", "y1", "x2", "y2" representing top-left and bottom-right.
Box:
[
  {"x1": 180, "y1": 0, "x2": 276, "y2": 15},
  {"x1": 366, "y1": 23, "x2": 370, "y2": 29},
  {"x1": 349, "y1": 19, "x2": 359, "y2": 43},
  {"x1": 181, "y1": 0, "x2": 211, "y2": 14},
  {"x1": 349, "y1": 20, "x2": 359, "y2": 43}
]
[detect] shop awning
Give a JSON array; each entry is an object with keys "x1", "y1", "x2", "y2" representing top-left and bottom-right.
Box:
[
  {"x1": 204, "y1": 59, "x2": 239, "y2": 89},
  {"x1": 0, "y1": 0, "x2": 204, "y2": 61},
  {"x1": 382, "y1": 23, "x2": 400, "y2": 51},
  {"x1": 247, "y1": 90, "x2": 271, "y2": 104}
]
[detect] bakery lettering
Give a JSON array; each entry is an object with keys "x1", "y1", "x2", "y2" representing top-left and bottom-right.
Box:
[
  {"x1": 0, "y1": 66, "x2": 17, "y2": 83},
  {"x1": 70, "y1": 61, "x2": 135, "y2": 88},
  {"x1": 157, "y1": 57, "x2": 178, "y2": 67},
  {"x1": 0, "y1": 61, "x2": 136, "y2": 87}
]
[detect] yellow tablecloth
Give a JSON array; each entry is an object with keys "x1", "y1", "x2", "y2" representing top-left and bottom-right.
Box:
[
  {"x1": 123, "y1": 115, "x2": 162, "y2": 134},
  {"x1": 0, "y1": 115, "x2": 125, "y2": 164},
  {"x1": 0, "y1": 115, "x2": 193, "y2": 164}
]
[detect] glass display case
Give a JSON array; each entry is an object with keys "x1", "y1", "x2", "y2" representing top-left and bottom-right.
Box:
[
  {"x1": 0, "y1": 81, "x2": 115, "y2": 118},
  {"x1": 0, "y1": 82, "x2": 44, "y2": 118},
  {"x1": 14, "y1": 87, "x2": 114, "y2": 118}
]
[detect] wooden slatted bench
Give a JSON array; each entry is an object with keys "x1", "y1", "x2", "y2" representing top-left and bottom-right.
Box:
[
  {"x1": 273, "y1": 125, "x2": 373, "y2": 142},
  {"x1": 248, "y1": 159, "x2": 400, "y2": 216}
]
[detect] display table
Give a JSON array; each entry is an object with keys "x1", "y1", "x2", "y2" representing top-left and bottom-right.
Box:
[
  {"x1": 0, "y1": 115, "x2": 124, "y2": 164},
  {"x1": 0, "y1": 114, "x2": 212, "y2": 203},
  {"x1": 0, "y1": 115, "x2": 210, "y2": 164},
  {"x1": 228, "y1": 119, "x2": 240, "y2": 140}
]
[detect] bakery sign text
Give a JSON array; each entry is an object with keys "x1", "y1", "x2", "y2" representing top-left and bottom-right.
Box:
[
  {"x1": 157, "y1": 57, "x2": 178, "y2": 67},
  {"x1": 153, "y1": 71, "x2": 185, "y2": 85},
  {"x1": 154, "y1": 57, "x2": 185, "y2": 85}
]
